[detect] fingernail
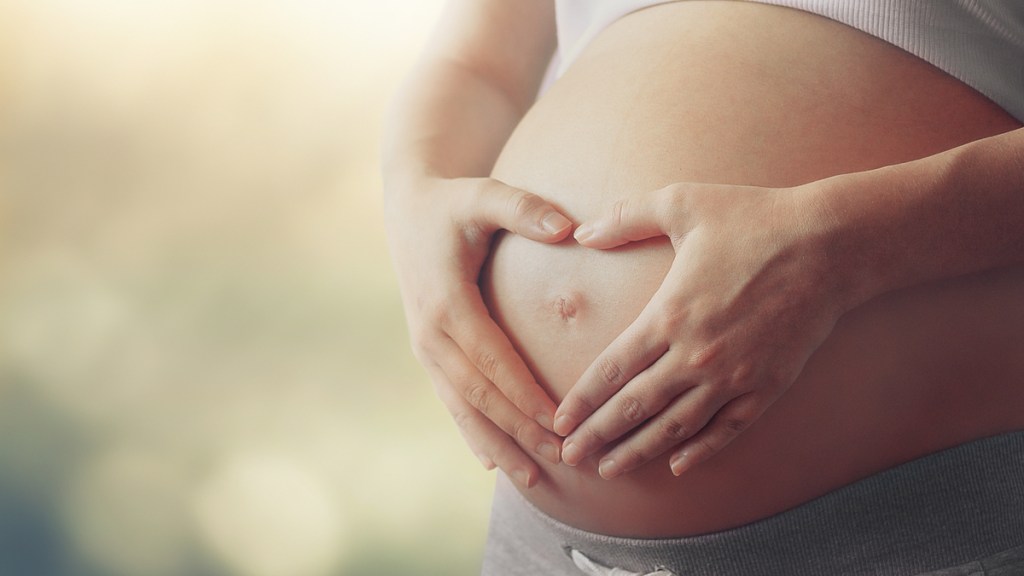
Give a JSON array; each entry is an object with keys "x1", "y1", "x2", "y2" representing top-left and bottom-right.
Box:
[
  {"x1": 573, "y1": 223, "x2": 593, "y2": 243},
  {"x1": 476, "y1": 453, "x2": 495, "y2": 470},
  {"x1": 541, "y1": 212, "x2": 571, "y2": 235},
  {"x1": 562, "y1": 441, "x2": 581, "y2": 466},
  {"x1": 669, "y1": 452, "x2": 689, "y2": 476},
  {"x1": 512, "y1": 469, "x2": 532, "y2": 488},
  {"x1": 536, "y1": 412, "x2": 554, "y2": 431},
  {"x1": 598, "y1": 459, "x2": 621, "y2": 480},
  {"x1": 554, "y1": 414, "x2": 573, "y2": 436},
  {"x1": 537, "y1": 442, "x2": 560, "y2": 464}
]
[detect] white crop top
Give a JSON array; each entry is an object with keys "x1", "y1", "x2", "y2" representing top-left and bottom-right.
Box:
[{"x1": 546, "y1": 0, "x2": 1024, "y2": 122}]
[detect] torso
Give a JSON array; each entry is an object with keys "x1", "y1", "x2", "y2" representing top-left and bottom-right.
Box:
[{"x1": 481, "y1": 1, "x2": 1024, "y2": 537}]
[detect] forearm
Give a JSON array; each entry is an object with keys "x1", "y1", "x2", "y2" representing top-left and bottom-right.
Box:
[
  {"x1": 381, "y1": 60, "x2": 526, "y2": 186},
  {"x1": 815, "y1": 126, "x2": 1024, "y2": 307},
  {"x1": 381, "y1": 1, "x2": 555, "y2": 191},
  {"x1": 377, "y1": 1, "x2": 569, "y2": 485}
]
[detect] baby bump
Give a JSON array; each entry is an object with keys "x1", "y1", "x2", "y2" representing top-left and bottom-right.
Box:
[{"x1": 481, "y1": 1, "x2": 1024, "y2": 536}]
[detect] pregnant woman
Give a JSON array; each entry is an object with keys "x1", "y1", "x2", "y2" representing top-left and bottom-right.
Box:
[{"x1": 383, "y1": 1, "x2": 1024, "y2": 574}]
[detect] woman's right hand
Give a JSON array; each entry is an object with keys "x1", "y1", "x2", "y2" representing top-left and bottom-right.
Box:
[{"x1": 384, "y1": 175, "x2": 573, "y2": 488}]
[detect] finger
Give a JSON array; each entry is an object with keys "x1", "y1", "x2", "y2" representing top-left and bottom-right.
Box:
[
  {"x1": 574, "y1": 186, "x2": 684, "y2": 249},
  {"x1": 432, "y1": 368, "x2": 543, "y2": 488},
  {"x1": 431, "y1": 335, "x2": 563, "y2": 465},
  {"x1": 557, "y1": 226, "x2": 700, "y2": 450},
  {"x1": 444, "y1": 287, "x2": 559, "y2": 431},
  {"x1": 555, "y1": 322, "x2": 667, "y2": 448},
  {"x1": 668, "y1": 394, "x2": 767, "y2": 476},
  {"x1": 560, "y1": 350, "x2": 694, "y2": 467},
  {"x1": 471, "y1": 179, "x2": 572, "y2": 242},
  {"x1": 596, "y1": 386, "x2": 728, "y2": 479}
]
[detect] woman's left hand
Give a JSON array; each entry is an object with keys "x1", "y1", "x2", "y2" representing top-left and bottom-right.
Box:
[{"x1": 553, "y1": 181, "x2": 856, "y2": 478}]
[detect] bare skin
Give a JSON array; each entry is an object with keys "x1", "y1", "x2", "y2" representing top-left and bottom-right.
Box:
[
  {"x1": 382, "y1": 0, "x2": 570, "y2": 487},
  {"x1": 481, "y1": 2, "x2": 1024, "y2": 536},
  {"x1": 383, "y1": 0, "x2": 1024, "y2": 537}
]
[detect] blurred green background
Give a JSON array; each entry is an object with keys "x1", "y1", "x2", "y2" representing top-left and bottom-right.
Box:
[{"x1": 0, "y1": 0, "x2": 495, "y2": 574}]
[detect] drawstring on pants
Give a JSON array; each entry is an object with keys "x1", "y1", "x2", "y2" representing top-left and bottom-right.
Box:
[{"x1": 569, "y1": 548, "x2": 678, "y2": 576}]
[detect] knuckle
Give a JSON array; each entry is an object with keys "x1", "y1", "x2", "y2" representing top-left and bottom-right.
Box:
[
  {"x1": 659, "y1": 415, "x2": 690, "y2": 442},
  {"x1": 451, "y1": 408, "x2": 475, "y2": 433},
  {"x1": 581, "y1": 425, "x2": 609, "y2": 446},
  {"x1": 504, "y1": 388, "x2": 533, "y2": 414},
  {"x1": 610, "y1": 199, "x2": 629, "y2": 228},
  {"x1": 578, "y1": 395, "x2": 597, "y2": 414},
  {"x1": 658, "y1": 305, "x2": 689, "y2": 336},
  {"x1": 663, "y1": 184, "x2": 687, "y2": 211},
  {"x1": 687, "y1": 341, "x2": 720, "y2": 371},
  {"x1": 409, "y1": 329, "x2": 442, "y2": 368},
  {"x1": 422, "y1": 301, "x2": 451, "y2": 331},
  {"x1": 410, "y1": 321, "x2": 435, "y2": 348},
  {"x1": 597, "y1": 357, "x2": 626, "y2": 388},
  {"x1": 695, "y1": 435, "x2": 719, "y2": 456},
  {"x1": 723, "y1": 416, "x2": 750, "y2": 434},
  {"x1": 409, "y1": 338, "x2": 430, "y2": 365},
  {"x1": 618, "y1": 442, "x2": 649, "y2": 467},
  {"x1": 475, "y1": 350, "x2": 500, "y2": 383},
  {"x1": 730, "y1": 361, "x2": 755, "y2": 387},
  {"x1": 510, "y1": 417, "x2": 535, "y2": 446},
  {"x1": 722, "y1": 365, "x2": 757, "y2": 397},
  {"x1": 464, "y1": 382, "x2": 493, "y2": 413},
  {"x1": 566, "y1": 395, "x2": 597, "y2": 420},
  {"x1": 727, "y1": 399, "x2": 763, "y2": 428},
  {"x1": 507, "y1": 189, "x2": 542, "y2": 221},
  {"x1": 617, "y1": 395, "x2": 648, "y2": 424}
]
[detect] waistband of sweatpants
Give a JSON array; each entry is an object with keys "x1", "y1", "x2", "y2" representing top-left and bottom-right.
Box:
[{"x1": 485, "y1": 430, "x2": 1024, "y2": 576}]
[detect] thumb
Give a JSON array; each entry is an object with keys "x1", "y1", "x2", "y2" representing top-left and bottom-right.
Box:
[
  {"x1": 574, "y1": 188, "x2": 678, "y2": 249},
  {"x1": 474, "y1": 180, "x2": 572, "y2": 242}
]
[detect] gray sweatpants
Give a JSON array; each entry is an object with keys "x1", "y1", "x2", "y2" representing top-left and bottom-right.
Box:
[{"x1": 482, "y1": 431, "x2": 1024, "y2": 576}]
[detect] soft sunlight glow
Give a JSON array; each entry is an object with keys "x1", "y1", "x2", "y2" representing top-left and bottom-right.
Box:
[
  {"x1": 66, "y1": 448, "x2": 191, "y2": 576},
  {"x1": 0, "y1": 0, "x2": 496, "y2": 575},
  {"x1": 194, "y1": 452, "x2": 346, "y2": 576}
]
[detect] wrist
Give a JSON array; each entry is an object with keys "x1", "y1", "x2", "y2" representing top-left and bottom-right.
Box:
[
  {"x1": 381, "y1": 166, "x2": 448, "y2": 221},
  {"x1": 797, "y1": 174, "x2": 898, "y2": 313},
  {"x1": 382, "y1": 160, "x2": 441, "y2": 193}
]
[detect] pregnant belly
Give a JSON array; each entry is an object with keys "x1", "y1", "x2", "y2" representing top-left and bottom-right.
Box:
[{"x1": 480, "y1": 1, "x2": 1024, "y2": 537}]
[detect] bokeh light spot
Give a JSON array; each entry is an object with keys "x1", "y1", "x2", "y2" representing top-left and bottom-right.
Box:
[{"x1": 194, "y1": 452, "x2": 347, "y2": 576}]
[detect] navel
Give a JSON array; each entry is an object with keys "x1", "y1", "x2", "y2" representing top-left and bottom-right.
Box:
[{"x1": 554, "y1": 293, "x2": 582, "y2": 322}]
